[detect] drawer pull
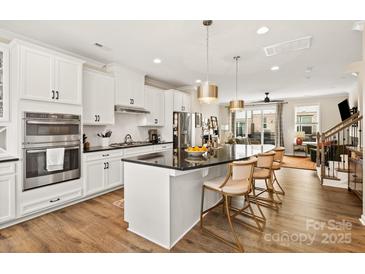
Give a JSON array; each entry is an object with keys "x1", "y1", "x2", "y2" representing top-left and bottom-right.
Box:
[
  {"x1": 102, "y1": 154, "x2": 109, "y2": 157},
  {"x1": 50, "y1": 198, "x2": 60, "y2": 203}
]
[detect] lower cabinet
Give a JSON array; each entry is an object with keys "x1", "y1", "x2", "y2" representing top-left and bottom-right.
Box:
[
  {"x1": 84, "y1": 153, "x2": 123, "y2": 196},
  {"x1": 0, "y1": 174, "x2": 15, "y2": 224}
]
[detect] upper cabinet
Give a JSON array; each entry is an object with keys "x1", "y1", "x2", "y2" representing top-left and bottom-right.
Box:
[
  {"x1": 173, "y1": 90, "x2": 191, "y2": 112},
  {"x1": 13, "y1": 40, "x2": 84, "y2": 105},
  {"x1": 107, "y1": 64, "x2": 145, "y2": 108},
  {"x1": 83, "y1": 69, "x2": 115, "y2": 125},
  {"x1": 140, "y1": 85, "x2": 165, "y2": 126},
  {"x1": 0, "y1": 43, "x2": 9, "y2": 121}
]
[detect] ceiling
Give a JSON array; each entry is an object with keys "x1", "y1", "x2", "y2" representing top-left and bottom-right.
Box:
[{"x1": 0, "y1": 20, "x2": 362, "y2": 103}]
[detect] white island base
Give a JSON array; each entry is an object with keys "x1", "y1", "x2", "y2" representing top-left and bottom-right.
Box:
[{"x1": 124, "y1": 162, "x2": 226, "y2": 249}]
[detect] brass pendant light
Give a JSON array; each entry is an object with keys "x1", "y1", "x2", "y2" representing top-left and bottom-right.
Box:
[
  {"x1": 197, "y1": 20, "x2": 218, "y2": 104},
  {"x1": 229, "y1": 56, "x2": 244, "y2": 112}
]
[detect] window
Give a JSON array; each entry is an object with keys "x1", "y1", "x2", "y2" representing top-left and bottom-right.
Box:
[
  {"x1": 295, "y1": 105, "x2": 320, "y2": 142},
  {"x1": 234, "y1": 107, "x2": 276, "y2": 145}
]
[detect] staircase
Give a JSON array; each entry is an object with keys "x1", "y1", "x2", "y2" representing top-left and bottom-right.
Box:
[{"x1": 316, "y1": 112, "x2": 363, "y2": 187}]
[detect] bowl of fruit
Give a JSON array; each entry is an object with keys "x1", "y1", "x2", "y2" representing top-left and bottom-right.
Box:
[{"x1": 185, "y1": 146, "x2": 208, "y2": 157}]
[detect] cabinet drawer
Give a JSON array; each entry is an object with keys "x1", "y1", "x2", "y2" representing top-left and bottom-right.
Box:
[
  {"x1": 84, "y1": 149, "x2": 124, "y2": 162},
  {"x1": 20, "y1": 188, "x2": 82, "y2": 216},
  {"x1": 154, "y1": 143, "x2": 173, "y2": 152},
  {"x1": 19, "y1": 179, "x2": 82, "y2": 217},
  {"x1": 0, "y1": 162, "x2": 16, "y2": 176},
  {"x1": 124, "y1": 146, "x2": 154, "y2": 156}
]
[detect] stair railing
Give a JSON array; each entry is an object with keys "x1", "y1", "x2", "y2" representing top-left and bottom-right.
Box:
[{"x1": 316, "y1": 112, "x2": 363, "y2": 184}]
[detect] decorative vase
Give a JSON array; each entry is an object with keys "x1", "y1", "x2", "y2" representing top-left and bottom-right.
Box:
[{"x1": 296, "y1": 137, "x2": 303, "y2": 145}]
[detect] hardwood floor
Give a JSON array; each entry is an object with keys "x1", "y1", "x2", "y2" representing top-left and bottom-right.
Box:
[{"x1": 0, "y1": 168, "x2": 364, "y2": 252}]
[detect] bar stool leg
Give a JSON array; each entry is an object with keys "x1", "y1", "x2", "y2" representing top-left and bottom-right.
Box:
[
  {"x1": 273, "y1": 170, "x2": 285, "y2": 195},
  {"x1": 200, "y1": 186, "x2": 205, "y2": 229},
  {"x1": 251, "y1": 187, "x2": 266, "y2": 220},
  {"x1": 246, "y1": 194, "x2": 263, "y2": 231},
  {"x1": 224, "y1": 195, "x2": 244, "y2": 252}
]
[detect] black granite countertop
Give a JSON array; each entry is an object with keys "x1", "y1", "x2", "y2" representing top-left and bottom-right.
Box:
[
  {"x1": 0, "y1": 156, "x2": 19, "y2": 163},
  {"x1": 122, "y1": 144, "x2": 275, "y2": 171},
  {"x1": 83, "y1": 141, "x2": 173, "y2": 153}
]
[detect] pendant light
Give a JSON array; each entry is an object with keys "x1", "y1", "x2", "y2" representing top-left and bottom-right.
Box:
[
  {"x1": 197, "y1": 20, "x2": 218, "y2": 104},
  {"x1": 229, "y1": 56, "x2": 244, "y2": 112}
]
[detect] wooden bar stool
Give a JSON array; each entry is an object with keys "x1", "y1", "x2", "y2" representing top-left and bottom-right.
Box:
[
  {"x1": 252, "y1": 151, "x2": 282, "y2": 210},
  {"x1": 272, "y1": 147, "x2": 285, "y2": 195},
  {"x1": 200, "y1": 158, "x2": 261, "y2": 252}
]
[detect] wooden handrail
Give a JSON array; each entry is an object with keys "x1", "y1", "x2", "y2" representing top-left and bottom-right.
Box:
[
  {"x1": 323, "y1": 112, "x2": 359, "y2": 136},
  {"x1": 325, "y1": 115, "x2": 363, "y2": 139}
]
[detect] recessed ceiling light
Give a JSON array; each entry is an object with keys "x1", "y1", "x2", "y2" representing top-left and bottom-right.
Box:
[
  {"x1": 351, "y1": 72, "x2": 358, "y2": 77},
  {"x1": 257, "y1": 26, "x2": 269, "y2": 35},
  {"x1": 270, "y1": 66, "x2": 280, "y2": 71},
  {"x1": 195, "y1": 79, "x2": 202, "y2": 83},
  {"x1": 153, "y1": 58, "x2": 162, "y2": 64}
]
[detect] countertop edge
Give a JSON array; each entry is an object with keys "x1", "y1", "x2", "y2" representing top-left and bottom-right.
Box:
[
  {"x1": 83, "y1": 142, "x2": 173, "y2": 153},
  {"x1": 122, "y1": 155, "x2": 252, "y2": 171}
]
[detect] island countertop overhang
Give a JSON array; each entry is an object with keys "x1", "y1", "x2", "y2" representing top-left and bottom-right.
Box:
[{"x1": 122, "y1": 144, "x2": 275, "y2": 171}]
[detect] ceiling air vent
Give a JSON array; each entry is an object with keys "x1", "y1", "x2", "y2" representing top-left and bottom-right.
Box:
[{"x1": 263, "y1": 36, "x2": 312, "y2": 57}]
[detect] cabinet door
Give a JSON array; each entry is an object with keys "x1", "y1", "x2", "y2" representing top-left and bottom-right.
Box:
[
  {"x1": 20, "y1": 46, "x2": 54, "y2": 102},
  {"x1": 154, "y1": 89, "x2": 165, "y2": 126},
  {"x1": 54, "y1": 56, "x2": 82, "y2": 105},
  {"x1": 83, "y1": 70, "x2": 115, "y2": 125},
  {"x1": 84, "y1": 160, "x2": 106, "y2": 196},
  {"x1": 0, "y1": 44, "x2": 9, "y2": 121},
  {"x1": 106, "y1": 157, "x2": 123, "y2": 188},
  {"x1": 182, "y1": 93, "x2": 191, "y2": 112},
  {"x1": 173, "y1": 90, "x2": 183, "y2": 112},
  {"x1": 130, "y1": 71, "x2": 145, "y2": 108},
  {"x1": 143, "y1": 85, "x2": 155, "y2": 125},
  {"x1": 0, "y1": 174, "x2": 15, "y2": 224}
]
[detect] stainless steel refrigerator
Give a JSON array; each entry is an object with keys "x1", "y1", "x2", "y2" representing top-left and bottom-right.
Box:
[{"x1": 173, "y1": 112, "x2": 202, "y2": 149}]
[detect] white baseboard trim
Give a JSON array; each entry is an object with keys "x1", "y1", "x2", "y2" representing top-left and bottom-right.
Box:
[{"x1": 360, "y1": 214, "x2": 365, "y2": 226}]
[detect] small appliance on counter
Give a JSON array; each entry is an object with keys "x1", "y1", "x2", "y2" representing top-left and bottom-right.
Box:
[{"x1": 148, "y1": 129, "x2": 160, "y2": 144}]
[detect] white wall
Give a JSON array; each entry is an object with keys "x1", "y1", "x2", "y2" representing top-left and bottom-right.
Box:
[
  {"x1": 283, "y1": 94, "x2": 348, "y2": 154},
  {"x1": 83, "y1": 114, "x2": 150, "y2": 147}
]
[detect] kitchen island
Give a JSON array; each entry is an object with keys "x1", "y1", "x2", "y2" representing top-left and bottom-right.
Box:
[{"x1": 122, "y1": 144, "x2": 275, "y2": 249}]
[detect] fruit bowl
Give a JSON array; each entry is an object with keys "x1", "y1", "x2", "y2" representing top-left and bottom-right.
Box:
[{"x1": 185, "y1": 146, "x2": 208, "y2": 157}]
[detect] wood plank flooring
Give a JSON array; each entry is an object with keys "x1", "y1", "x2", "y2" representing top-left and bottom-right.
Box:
[{"x1": 0, "y1": 168, "x2": 364, "y2": 252}]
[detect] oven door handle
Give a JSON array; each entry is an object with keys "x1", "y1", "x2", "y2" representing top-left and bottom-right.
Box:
[
  {"x1": 26, "y1": 146, "x2": 80, "y2": 154},
  {"x1": 26, "y1": 120, "x2": 81, "y2": 125}
]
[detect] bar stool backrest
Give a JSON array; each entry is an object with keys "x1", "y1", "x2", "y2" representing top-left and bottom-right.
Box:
[
  {"x1": 230, "y1": 158, "x2": 257, "y2": 192},
  {"x1": 256, "y1": 151, "x2": 275, "y2": 169},
  {"x1": 273, "y1": 147, "x2": 285, "y2": 163}
]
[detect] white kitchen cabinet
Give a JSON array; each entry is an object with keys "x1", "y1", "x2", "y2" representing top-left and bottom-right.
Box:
[
  {"x1": 84, "y1": 152, "x2": 123, "y2": 196},
  {"x1": 173, "y1": 90, "x2": 191, "y2": 112},
  {"x1": 84, "y1": 159, "x2": 106, "y2": 195},
  {"x1": 15, "y1": 41, "x2": 84, "y2": 105},
  {"x1": 54, "y1": 56, "x2": 82, "y2": 104},
  {"x1": 20, "y1": 46, "x2": 54, "y2": 102},
  {"x1": 182, "y1": 92, "x2": 191, "y2": 112},
  {"x1": 141, "y1": 85, "x2": 165, "y2": 126},
  {"x1": 0, "y1": 43, "x2": 10, "y2": 121},
  {"x1": 106, "y1": 157, "x2": 123, "y2": 188},
  {"x1": 0, "y1": 174, "x2": 15, "y2": 224},
  {"x1": 83, "y1": 69, "x2": 115, "y2": 125},
  {"x1": 107, "y1": 64, "x2": 145, "y2": 108}
]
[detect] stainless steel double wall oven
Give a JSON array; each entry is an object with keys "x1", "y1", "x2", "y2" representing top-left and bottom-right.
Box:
[{"x1": 22, "y1": 112, "x2": 81, "y2": 191}]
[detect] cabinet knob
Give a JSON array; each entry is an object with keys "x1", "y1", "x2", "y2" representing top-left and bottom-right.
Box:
[
  {"x1": 95, "y1": 115, "x2": 98, "y2": 122},
  {"x1": 51, "y1": 90, "x2": 55, "y2": 99},
  {"x1": 56, "y1": 91, "x2": 59, "y2": 100},
  {"x1": 130, "y1": 98, "x2": 134, "y2": 105}
]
